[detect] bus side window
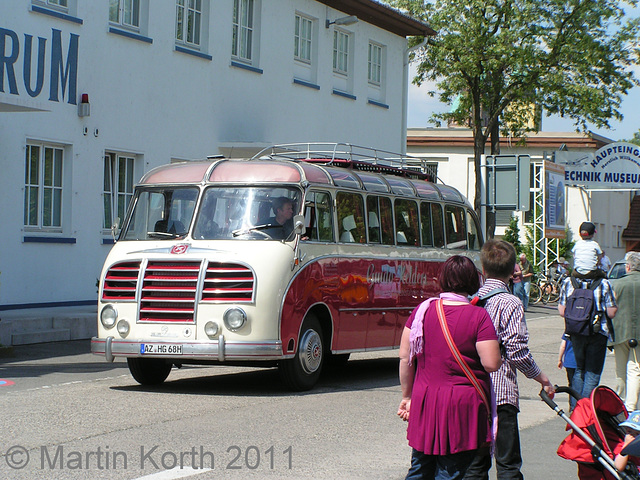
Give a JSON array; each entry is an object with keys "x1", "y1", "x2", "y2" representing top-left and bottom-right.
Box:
[
  {"x1": 445, "y1": 205, "x2": 467, "y2": 249},
  {"x1": 466, "y1": 209, "x2": 482, "y2": 250},
  {"x1": 431, "y1": 203, "x2": 445, "y2": 248},
  {"x1": 366, "y1": 196, "x2": 382, "y2": 244},
  {"x1": 379, "y1": 197, "x2": 394, "y2": 245},
  {"x1": 305, "y1": 191, "x2": 334, "y2": 242},
  {"x1": 420, "y1": 202, "x2": 433, "y2": 247},
  {"x1": 394, "y1": 199, "x2": 419, "y2": 246},
  {"x1": 337, "y1": 192, "x2": 365, "y2": 243}
]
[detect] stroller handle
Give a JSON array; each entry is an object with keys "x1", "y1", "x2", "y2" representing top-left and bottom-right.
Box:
[{"x1": 539, "y1": 385, "x2": 581, "y2": 410}]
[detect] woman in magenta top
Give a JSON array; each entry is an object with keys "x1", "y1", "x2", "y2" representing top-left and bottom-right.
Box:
[{"x1": 398, "y1": 255, "x2": 501, "y2": 479}]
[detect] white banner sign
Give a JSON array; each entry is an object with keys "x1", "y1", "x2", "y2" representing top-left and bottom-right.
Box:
[{"x1": 555, "y1": 142, "x2": 640, "y2": 189}]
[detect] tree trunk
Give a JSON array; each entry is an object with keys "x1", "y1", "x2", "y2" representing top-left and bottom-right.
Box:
[{"x1": 485, "y1": 122, "x2": 501, "y2": 239}]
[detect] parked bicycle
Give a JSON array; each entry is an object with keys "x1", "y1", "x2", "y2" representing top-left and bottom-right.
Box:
[{"x1": 530, "y1": 271, "x2": 567, "y2": 305}]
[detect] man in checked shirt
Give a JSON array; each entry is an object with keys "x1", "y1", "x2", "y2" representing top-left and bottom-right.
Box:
[{"x1": 464, "y1": 240, "x2": 556, "y2": 480}]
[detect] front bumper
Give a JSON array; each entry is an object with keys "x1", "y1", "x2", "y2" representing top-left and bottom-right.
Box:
[{"x1": 91, "y1": 336, "x2": 285, "y2": 363}]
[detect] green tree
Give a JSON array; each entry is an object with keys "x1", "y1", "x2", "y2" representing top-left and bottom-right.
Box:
[
  {"x1": 502, "y1": 214, "x2": 522, "y2": 252},
  {"x1": 628, "y1": 130, "x2": 640, "y2": 146},
  {"x1": 391, "y1": 0, "x2": 640, "y2": 236}
]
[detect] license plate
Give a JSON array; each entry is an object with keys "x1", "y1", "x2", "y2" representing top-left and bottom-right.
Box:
[{"x1": 140, "y1": 343, "x2": 183, "y2": 355}]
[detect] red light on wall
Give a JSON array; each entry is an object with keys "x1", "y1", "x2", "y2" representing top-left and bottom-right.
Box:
[{"x1": 78, "y1": 93, "x2": 90, "y2": 117}]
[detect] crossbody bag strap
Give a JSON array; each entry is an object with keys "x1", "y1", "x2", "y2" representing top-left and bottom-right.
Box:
[{"x1": 436, "y1": 299, "x2": 491, "y2": 416}]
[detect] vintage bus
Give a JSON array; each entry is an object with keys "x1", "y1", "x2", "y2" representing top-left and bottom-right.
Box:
[{"x1": 91, "y1": 143, "x2": 483, "y2": 390}]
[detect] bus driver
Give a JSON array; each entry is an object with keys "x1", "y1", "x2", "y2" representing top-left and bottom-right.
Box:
[{"x1": 262, "y1": 197, "x2": 295, "y2": 239}]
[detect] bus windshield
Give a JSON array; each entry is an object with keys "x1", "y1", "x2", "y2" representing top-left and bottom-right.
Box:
[
  {"x1": 193, "y1": 187, "x2": 302, "y2": 240},
  {"x1": 122, "y1": 187, "x2": 198, "y2": 240},
  {"x1": 123, "y1": 186, "x2": 302, "y2": 241}
]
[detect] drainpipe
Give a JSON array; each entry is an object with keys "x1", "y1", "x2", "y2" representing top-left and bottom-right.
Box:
[{"x1": 401, "y1": 36, "x2": 428, "y2": 154}]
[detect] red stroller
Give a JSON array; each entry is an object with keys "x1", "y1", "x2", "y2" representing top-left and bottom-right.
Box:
[{"x1": 541, "y1": 385, "x2": 640, "y2": 480}]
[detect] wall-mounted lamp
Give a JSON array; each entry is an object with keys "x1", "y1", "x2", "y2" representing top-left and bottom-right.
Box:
[
  {"x1": 326, "y1": 15, "x2": 358, "y2": 28},
  {"x1": 78, "y1": 93, "x2": 90, "y2": 117}
]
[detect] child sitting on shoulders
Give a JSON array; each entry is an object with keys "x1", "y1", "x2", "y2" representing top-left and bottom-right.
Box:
[{"x1": 571, "y1": 221, "x2": 605, "y2": 280}]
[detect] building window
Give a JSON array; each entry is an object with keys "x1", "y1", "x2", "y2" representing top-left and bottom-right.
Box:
[
  {"x1": 294, "y1": 14, "x2": 312, "y2": 63},
  {"x1": 24, "y1": 144, "x2": 63, "y2": 229},
  {"x1": 333, "y1": 30, "x2": 349, "y2": 75},
  {"x1": 109, "y1": 0, "x2": 140, "y2": 29},
  {"x1": 103, "y1": 153, "x2": 135, "y2": 230},
  {"x1": 176, "y1": 0, "x2": 201, "y2": 47},
  {"x1": 232, "y1": 0, "x2": 254, "y2": 62},
  {"x1": 36, "y1": 0, "x2": 68, "y2": 9},
  {"x1": 368, "y1": 42, "x2": 382, "y2": 85}
]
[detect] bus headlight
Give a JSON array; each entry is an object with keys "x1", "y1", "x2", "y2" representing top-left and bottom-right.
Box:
[
  {"x1": 204, "y1": 321, "x2": 219, "y2": 338},
  {"x1": 223, "y1": 308, "x2": 247, "y2": 331},
  {"x1": 117, "y1": 320, "x2": 130, "y2": 337},
  {"x1": 101, "y1": 305, "x2": 118, "y2": 329}
]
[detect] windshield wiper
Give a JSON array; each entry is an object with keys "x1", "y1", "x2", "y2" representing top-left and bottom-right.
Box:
[
  {"x1": 232, "y1": 224, "x2": 278, "y2": 237},
  {"x1": 147, "y1": 231, "x2": 185, "y2": 239}
]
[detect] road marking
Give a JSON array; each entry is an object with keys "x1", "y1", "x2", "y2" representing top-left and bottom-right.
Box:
[
  {"x1": 131, "y1": 467, "x2": 212, "y2": 480},
  {"x1": 0, "y1": 379, "x2": 15, "y2": 386}
]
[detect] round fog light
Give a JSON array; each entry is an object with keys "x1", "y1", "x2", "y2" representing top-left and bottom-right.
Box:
[
  {"x1": 101, "y1": 305, "x2": 117, "y2": 329},
  {"x1": 204, "y1": 321, "x2": 219, "y2": 337},
  {"x1": 117, "y1": 319, "x2": 130, "y2": 337},
  {"x1": 223, "y1": 308, "x2": 247, "y2": 331}
]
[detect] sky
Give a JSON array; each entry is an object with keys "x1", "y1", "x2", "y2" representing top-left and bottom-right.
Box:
[{"x1": 406, "y1": 61, "x2": 640, "y2": 143}]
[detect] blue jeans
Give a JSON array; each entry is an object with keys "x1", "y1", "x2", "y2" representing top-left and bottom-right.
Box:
[
  {"x1": 406, "y1": 448, "x2": 477, "y2": 480},
  {"x1": 522, "y1": 281, "x2": 530, "y2": 311},
  {"x1": 463, "y1": 404, "x2": 523, "y2": 480},
  {"x1": 570, "y1": 333, "x2": 608, "y2": 406},
  {"x1": 512, "y1": 282, "x2": 527, "y2": 310}
]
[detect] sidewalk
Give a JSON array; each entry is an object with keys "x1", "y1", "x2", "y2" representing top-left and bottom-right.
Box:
[
  {"x1": 515, "y1": 302, "x2": 617, "y2": 431},
  {"x1": 0, "y1": 304, "x2": 96, "y2": 346}
]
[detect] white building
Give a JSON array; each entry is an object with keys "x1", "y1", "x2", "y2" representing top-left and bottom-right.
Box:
[
  {"x1": 0, "y1": 1, "x2": 432, "y2": 310},
  {"x1": 407, "y1": 128, "x2": 636, "y2": 266}
]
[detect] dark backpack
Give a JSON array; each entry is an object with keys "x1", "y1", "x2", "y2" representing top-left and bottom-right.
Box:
[{"x1": 564, "y1": 277, "x2": 603, "y2": 336}]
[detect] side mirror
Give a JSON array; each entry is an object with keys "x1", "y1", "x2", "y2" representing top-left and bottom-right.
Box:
[
  {"x1": 111, "y1": 217, "x2": 121, "y2": 242},
  {"x1": 293, "y1": 214, "x2": 305, "y2": 236}
]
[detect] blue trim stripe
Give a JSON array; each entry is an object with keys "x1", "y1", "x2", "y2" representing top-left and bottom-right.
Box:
[
  {"x1": 332, "y1": 89, "x2": 356, "y2": 101},
  {"x1": 293, "y1": 78, "x2": 320, "y2": 90},
  {"x1": 23, "y1": 236, "x2": 77, "y2": 244},
  {"x1": 31, "y1": 5, "x2": 83, "y2": 24},
  {"x1": 175, "y1": 45, "x2": 212, "y2": 61},
  {"x1": 367, "y1": 99, "x2": 390, "y2": 109},
  {"x1": 108, "y1": 27, "x2": 153, "y2": 44},
  {"x1": 0, "y1": 300, "x2": 96, "y2": 312},
  {"x1": 230, "y1": 61, "x2": 263, "y2": 75}
]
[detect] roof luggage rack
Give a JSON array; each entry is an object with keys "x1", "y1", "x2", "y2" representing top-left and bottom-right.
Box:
[{"x1": 252, "y1": 143, "x2": 438, "y2": 182}]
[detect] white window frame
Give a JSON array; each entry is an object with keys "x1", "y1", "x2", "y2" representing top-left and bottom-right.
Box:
[
  {"x1": 109, "y1": 0, "x2": 140, "y2": 30},
  {"x1": 24, "y1": 143, "x2": 64, "y2": 230},
  {"x1": 368, "y1": 42, "x2": 382, "y2": 86},
  {"x1": 232, "y1": 0, "x2": 254, "y2": 62},
  {"x1": 294, "y1": 14, "x2": 312, "y2": 63},
  {"x1": 333, "y1": 30, "x2": 349, "y2": 75},
  {"x1": 35, "y1": 0, "x2": 68, "y2": 9},
  {"x1": 103, "y1": 153, "x2": 136, "y2": 230},
  {"x1": 176, "y1": 0, "x2": 202, "y2": 47}
]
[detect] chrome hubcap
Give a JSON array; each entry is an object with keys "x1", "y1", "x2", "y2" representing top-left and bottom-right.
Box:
[{"x1": 299, "y1": 329, "x2": 322, "y2": 374}]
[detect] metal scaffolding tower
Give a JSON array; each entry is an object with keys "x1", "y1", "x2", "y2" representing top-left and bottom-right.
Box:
[{"x1": 531, "y1": 155, "x2": 560, "y2": 275}]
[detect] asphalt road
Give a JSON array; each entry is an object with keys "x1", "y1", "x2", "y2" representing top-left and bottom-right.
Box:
[{"x1": 0, "y1": 302, "x2": 618, "y2": 479}]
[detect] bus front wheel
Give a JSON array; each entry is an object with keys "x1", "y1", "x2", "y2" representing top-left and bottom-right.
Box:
[
  {"x1": 279, "y1": 315, "x2": 324, "y2": 391},
  {"x1": 127, "y1": 358, "x2": 172, "y2": 385}
]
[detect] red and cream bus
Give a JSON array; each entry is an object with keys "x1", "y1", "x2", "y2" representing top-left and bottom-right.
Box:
[{"x1": 91, "y1": 143, "x2": 483, "y2": 390}]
